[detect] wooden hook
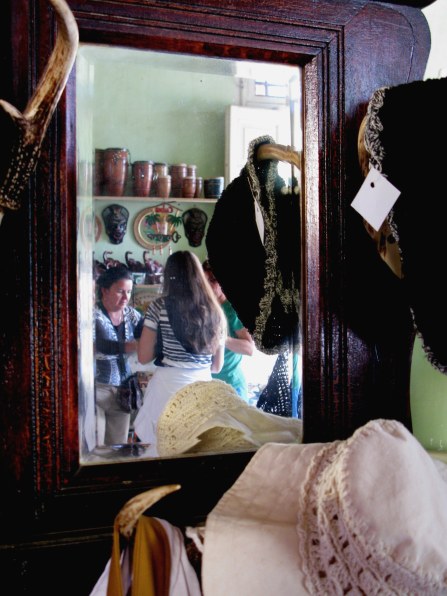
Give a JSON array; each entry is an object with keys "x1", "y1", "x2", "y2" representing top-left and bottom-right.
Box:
[{"x1": 256, "y1": 143, "x2": 301, "y2": 169}]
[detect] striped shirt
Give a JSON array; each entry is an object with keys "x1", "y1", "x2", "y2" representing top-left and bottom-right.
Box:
[{"x1": 144, "y1": 297, "x2": 214, "y2": 369}]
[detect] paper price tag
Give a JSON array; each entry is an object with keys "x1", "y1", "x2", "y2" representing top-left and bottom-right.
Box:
[{"x1": 351, "y1": 166, "x2": 400, "y2": 232}]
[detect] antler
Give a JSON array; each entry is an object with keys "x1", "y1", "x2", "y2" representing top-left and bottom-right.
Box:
[
  {"x1": 0, "y1": 0, "x2": 79, "y2": 224},
  {"x1": 115, "y1": 484, "x2": 181, "y2": 539}
]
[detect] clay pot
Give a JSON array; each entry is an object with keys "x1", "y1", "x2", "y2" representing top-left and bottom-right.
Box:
[
  {"x1": 156, "y1": 175, "x2": 171, "y2": 199},
  {"x1": 194, "y1": 176, "x2": 203, "y2": 198},
  {"x1": 152, "y1": 162, "x2": 168, "y2": 196},
  {"x1": 103, "y1": 148, "x2": 130, "y2": 196},
  {"x1": 182, "y1": 176, "x2": 197, "y2": 199},
  {"x1": 93, "y1": 148, "x2": 105, "y2": 195},
  {"x1": 170, "y1": 163, "x2": 187, "y2": 198},
  {"x1": 132, "y1": 161, "x2": 153, "y2": 197},
  {"x1": 204, "y1": 177, "x2": 224, "y2": 199},
  {"x1": 153, "y1": 162, "x2": 168, "y2": 176}
]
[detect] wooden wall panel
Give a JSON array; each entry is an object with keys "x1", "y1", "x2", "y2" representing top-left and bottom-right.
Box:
[{"x1": 0, "y1": 1, "x2": 430, "y2": 592}]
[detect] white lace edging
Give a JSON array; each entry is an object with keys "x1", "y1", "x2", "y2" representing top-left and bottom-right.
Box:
[{"x1": 297, "y1": 421, "x2": 447, "y2": 595}]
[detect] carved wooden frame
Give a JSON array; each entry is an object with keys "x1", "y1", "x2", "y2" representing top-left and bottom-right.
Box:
[{"x1": 0, "y1": 1, "x2": 429, "y2": 589}]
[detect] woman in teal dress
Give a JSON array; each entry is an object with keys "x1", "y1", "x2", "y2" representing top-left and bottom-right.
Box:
[{"x1": 203, "y1": 259, "x2": 254, "y2": 400}]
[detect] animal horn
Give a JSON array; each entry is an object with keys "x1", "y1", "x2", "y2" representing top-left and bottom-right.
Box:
[
  {"x1": 0, "y1": 0, "x2": 79, "y2": 223},
  {"x1": 115, "y1": 484, "x2": 181, "y2": 539}
]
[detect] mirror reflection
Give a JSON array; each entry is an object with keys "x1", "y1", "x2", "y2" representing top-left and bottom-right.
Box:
[{"x1": 76, "y1": 44, "x2": 303, "y2": 463}]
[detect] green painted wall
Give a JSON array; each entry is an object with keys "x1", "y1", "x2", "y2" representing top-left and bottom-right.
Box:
[
  {"x1": 78, "y1": 48, "x2": 238, "y2": 269},
  {"x1": 410, "y1": 335, "x2": 447, "y2": 453},
  {"x1": 92, "y1": 60, "x2": 235, "y2": 180}
]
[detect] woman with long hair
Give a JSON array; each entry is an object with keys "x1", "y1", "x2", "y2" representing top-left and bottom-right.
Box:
[{"x1": 133, "y1": 250, "x2": 226, "y2": 454}]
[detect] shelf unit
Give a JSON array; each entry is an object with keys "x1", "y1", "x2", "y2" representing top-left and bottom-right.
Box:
[{"x1": 94, "y1": 195, "x2": 218, "y2": 203}]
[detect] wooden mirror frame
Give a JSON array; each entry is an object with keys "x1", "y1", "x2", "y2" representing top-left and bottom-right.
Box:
[{"x1": 0, "y1": 0, "x2": 430, "y2": 590}]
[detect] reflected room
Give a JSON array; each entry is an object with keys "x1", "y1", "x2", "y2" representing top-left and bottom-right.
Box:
[{"x1": 76, "y1": 45, "x2": 303, "y2": 463}]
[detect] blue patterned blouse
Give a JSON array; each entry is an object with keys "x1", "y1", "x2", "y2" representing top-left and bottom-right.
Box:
[{"x1": 94, "y1": 304, "x2": 143, "y2": 386}]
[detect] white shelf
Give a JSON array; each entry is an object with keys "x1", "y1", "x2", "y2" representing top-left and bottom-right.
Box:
[{"x1": 93, "y1": 195, "x2": 217, "y2": 204}]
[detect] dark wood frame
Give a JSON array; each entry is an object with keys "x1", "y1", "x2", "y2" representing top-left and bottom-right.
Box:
[{"x1": 0, "y1": 0, "x2": 430, "y2": 592}]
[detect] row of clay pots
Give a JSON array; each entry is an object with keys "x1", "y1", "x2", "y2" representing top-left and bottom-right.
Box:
[{"x1": 92, "y1": 148, "x2": 206, "y2": 198}]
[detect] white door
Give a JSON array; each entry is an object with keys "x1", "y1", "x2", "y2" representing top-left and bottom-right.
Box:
[{"x1": 225, "y1": 105, "x2": 291, "y2": 184}]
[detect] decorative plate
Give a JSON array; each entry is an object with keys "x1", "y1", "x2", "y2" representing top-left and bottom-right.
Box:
[{"x1": 133, "y1": 203, "x2": 183, "y2": 250}]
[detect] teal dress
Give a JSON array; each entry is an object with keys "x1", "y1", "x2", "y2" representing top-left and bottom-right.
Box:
[{"x1": 212, "y1": 300, "x2": 248, "y2": 399}]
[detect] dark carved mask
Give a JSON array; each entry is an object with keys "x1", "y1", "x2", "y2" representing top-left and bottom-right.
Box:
[
  {"x1": 102, "y1": 204, "x2": 129, "y2": 244},
  {"x1": 182, "y1": 207, "x2": 208, "y2": 247}
]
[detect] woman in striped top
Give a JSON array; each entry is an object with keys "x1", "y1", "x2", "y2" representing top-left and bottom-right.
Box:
[{"x1": 134, "y1": 251, "x2": 226, "y2": 454}]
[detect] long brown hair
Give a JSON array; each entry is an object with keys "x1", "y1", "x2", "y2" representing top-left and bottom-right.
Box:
[{"x1": 163, "y1": 251, "x2": 226, "y2": 354}]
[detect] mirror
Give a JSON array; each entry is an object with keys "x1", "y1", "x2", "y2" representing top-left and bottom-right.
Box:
[{"x1": 76, "y1": 44, "x2": 303, "y2": 463}]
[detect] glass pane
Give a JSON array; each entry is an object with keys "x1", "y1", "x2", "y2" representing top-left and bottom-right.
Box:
[{"x1": 77, "y1": 45, "x2": 303, "y2": 464}]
